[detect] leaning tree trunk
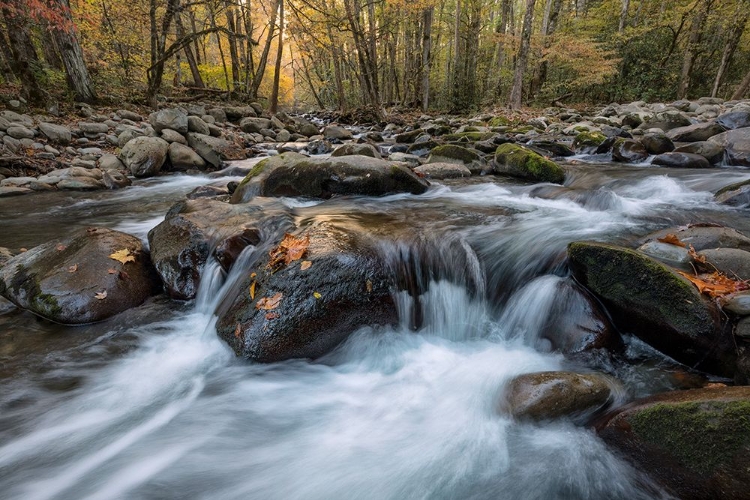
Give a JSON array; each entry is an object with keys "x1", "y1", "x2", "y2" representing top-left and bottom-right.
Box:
[
  {"x1": 1, "y1": 7, "x2": 45, "y2": 104},
  {"x1": 51, "y1": 0, "x2": 97, "y2": 103},
  {"x1": 269, "y1": 0, "x2": 284, "y2": 113},
  {"x1": 711, "y1": 11, "x2": 748, "y2": 97},
  {"x1": 509, "y1": 0, "x2": 536, "y2": 110},
  {"x1": 732, "y1": 68, "x2": 750, "y2": 100}
]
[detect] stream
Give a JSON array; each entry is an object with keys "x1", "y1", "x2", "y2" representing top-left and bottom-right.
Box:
[{"x1": 1, "y1": 159, "x2": 750, "y2": 500}]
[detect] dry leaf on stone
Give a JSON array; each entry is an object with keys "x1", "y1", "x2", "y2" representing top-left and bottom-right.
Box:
[
  {"x1": 256, "y1": 292, "x2": 283, "y2": 310},
  {"x1": 678, "y1": 271, "x2": 749, "y2": 299},
  {"x1": 56, "y1": 244, "x2": 67, "y2": 251},
  {"x1": 107, "y1": 268, "x2": 117, "y2": 274},
  {"x1": 94, "y1": 290, "x2": 107, "y2": 300},
  {"x1": 234, "y1": 323, "x2": 242, "y2": 338},
  {"x1": 300, "y1": 260, "x2": 312, "y2": 271},
  {"x1": 68, "y1": 264, "x2": 78, "y2": 273},
  {"x1": 265, "y1": 312, "x2": 280, "y2": 320},
  {"x1": 268, "y1": 234, "x2": 310, "y2": 270},
  {"x1": 109, "y1": 249, "x2": 135, "y2": 264},
  {"x1": 313, "y1": 292, "x2": 322, "y2": 300},
  {"x1": 249, "y1": 281, "x2": 256, "y2": 299},
  {"x1": 657, "y1": 234, "x2": 686, "y2": 247}
]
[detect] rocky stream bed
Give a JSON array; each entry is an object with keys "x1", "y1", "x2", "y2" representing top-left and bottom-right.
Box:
[{"x1": 2, "y1": 97, "x2": 750, "y2": 499}]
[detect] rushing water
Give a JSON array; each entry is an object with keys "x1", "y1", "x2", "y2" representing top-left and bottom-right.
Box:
[{"x1": 1, "y1": 160, "x2": 749, "y2": 500}]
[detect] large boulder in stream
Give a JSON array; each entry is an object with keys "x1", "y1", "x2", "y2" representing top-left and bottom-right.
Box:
[
  {"x1": 597, "y1": 386, "x2": 750, "y2": 500},
  {"x1": 230, "y1": 152, "x2": 429, "y2": 203},
  {"x1": 639, "y1": 225, "x2": 750, "y2": 253},
  {"x1": 715, "y1": 179, "x2": 750, "y2": 207},
  {"x1": 0, "y1": 228, "x2": 160, "y2": 324},
  {"x1": 708, "y1": 127, "x2": 750, "y2": 166},
  {"x1": 652, "y1": 152, "x2": 711, "y2": 169},
  {"x1": 493, "y1": 143, "x2": 566, "y2": 184},
  {"x1": 215, "y1": 223, "x2": 398, "y2": 362},
  {"x1": 119, "y1": 136, "x2": 169, "y2": 177},
  {"x1": 567, "y1": 242, "x2": 734, "y2": 377},
  {"x1": 186, "y1": 132, "x2": 246, "y2": 168},
  {"x1": 148, "y1": 199, "x2": 292, "y2": 300}
]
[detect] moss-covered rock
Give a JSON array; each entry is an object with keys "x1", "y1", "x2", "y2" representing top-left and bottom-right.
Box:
[
  {"x1": 493, "y1": 143, "x2": 566, "y2": 184},
  {"x1": 597, "y1": 386, "x2": 750, "y2": 500},
  {"x1": 443, "y1": 132, "x2": 494, "y2": 142},
  {"x1": 331, "y1": 143, "x2": 382, "y2": 159},
  {"x1": 567, "y1": 242, "x2": 734, "y2": 377},
  {"x1": 425, "y1": 144, "x2": 484, "y2": 174},
  {"x1": 572, "y1": 131, "x2": 607, "y2": 154},
  {"x1": 715, "y1": 179, "x2": 750, "y2": 207},
  {"x1": 488, "y1": 116, "x2": 512, "y2": 127},
  {"x1": 0, "y1": 228, "x2": 160, "y2": 324},
  {"x1": 231, "y1": 152, "x2": 430, "y2": 203}
]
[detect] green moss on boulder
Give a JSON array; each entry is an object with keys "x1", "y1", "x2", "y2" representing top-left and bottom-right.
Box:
[
  {"x1": 493, "y1": 143, "x2": 566, "y2": 184},
  {"x1": 572, "y1": 131, "x2": 607, "y2": 153}
]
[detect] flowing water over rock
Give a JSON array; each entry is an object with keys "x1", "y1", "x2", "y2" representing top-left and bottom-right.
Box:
[{"x1": 1, "y1": 159, "x2": 750, "y2": 500}]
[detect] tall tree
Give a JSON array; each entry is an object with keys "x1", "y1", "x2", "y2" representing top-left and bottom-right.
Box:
[
  {"x1": 0, "y1": 5, "x2": 44, "y2": 104},
  {"x1": 677, "y1": 0, "x2": 713, "y2": 99},
  {"x1": 269, "y1": 0, "x2": 284, "y2": 113},
  {"x1": 50, "y1": 0, "x2": 97, "y2": 103},
  {"x1": 509, "y1": 0, "x2": 536, "y2": 110},
  {"x1": 421, "y1": 6, "x2": 433, "y2": 111}
]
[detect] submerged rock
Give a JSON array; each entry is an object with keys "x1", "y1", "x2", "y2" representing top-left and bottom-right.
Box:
[
  {"x1": 597, "y1": 386, "x2": 750, "y2": 500},
  {"x1": 493, "y1": 143, "x2": 566, "y2": 184},
  {"x1": 652, "y1": 152, "x2": 711, "y2": 169},
  {"x1": 230, "y1": 152, "x2": 429, "y2": 203},
  {"x1": 501, "y1": 371, "x2": 622, "y2": 423},
  {"x1": 215, "y1": 223, "x2": 398, "y2": 362},
  {"x1": 567, "y1": 241, "x2": 733, "y2": 377},
  {"x1": 0, "y1": 228, "x2": 159, "y2": 324}
]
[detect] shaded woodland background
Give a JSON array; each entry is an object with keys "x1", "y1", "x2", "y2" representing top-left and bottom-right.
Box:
[{"x1": 2, "y1": 0, "x2": 749, "y2": 112}]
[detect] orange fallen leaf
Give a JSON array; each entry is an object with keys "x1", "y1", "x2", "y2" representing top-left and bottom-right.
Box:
[
  {"x1": 256, "y1": 292, "x2": 283, "y2": 310},
  {"x1": 109, "y1": 249, "x2": 135, "y2": 264},
  {"x1": 19, "y1": 248, "x2": 27, "y2": 253},
  {"x1": 249, "y1": 281, "x2": 256, "y2": 299},
  {"x1": 300, "y1": 260, "x2": 312, "y2": 271},
  {"x1": 678, "y1": 270, "x2": 749, "y2": 299},
  {"x1": 56, "y1": 244, "x2": 67, "y2": 251},
  {"x1": 657, "y1": 234, "x2": 686, "y2": 247},
  {"x1": 688, "y1": 244, "x2": 707, "y2": 264},
  {"x1": 68, "y1": 264, "x2": 78, "y2": 273},
  {"x1": 268, "y1": 233, "x2": 310, "y2": 270},
  {"x1": 94, "y1": 290, "x2": 107, "y2": 300}
]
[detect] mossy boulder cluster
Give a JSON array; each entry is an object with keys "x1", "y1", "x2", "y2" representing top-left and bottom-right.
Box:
[{"x1": 493, "y1": 143, "x2": 566, "y2": 184}]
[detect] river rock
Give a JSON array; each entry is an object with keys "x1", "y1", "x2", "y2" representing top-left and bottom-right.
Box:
[
  {"x1": 637, "y1": 111, "x2": 692, "y2": 132},
  {"x1": 102, "y1": 170, "x2": 131, "y2": 189},
  {"x1": 394, "y1": 129, "x2": 424, "y2": 144},
  {"x1": 493, "y1": 143, "x2": 565, "y2": 183},
  {"x1": 666, "y1": 122, "x2": 726, "y2": 142},
  {"x1": 186, "y1": 132, "x2": 245, "y2": 168},
  {"x1": 230, "y1": 152, "x2": 429, "y2": 203},
  {"x1": 97, "y1": 153, "x2": 125, "y2": 171},
  {"x1": 723, "y1": 292, "x2": 750, "y2": 316},
  {"x1": 500, "y1": 371, "x2": 620, "y2": 422},
  {"x1": 331, "y1": 143, "x2": 381, "y2": 159},
  {"x1": 698, "y1": 248, "x2": 750, "y2": 281},
  {"x1": 79, "y1": 122, "x2": 109, "y2": 135},
  {"x1": 38, "y1": 122, "x2": 72, "y2": 145},
  {"x1": 637, "y1": 240, "x2": 691, "y2": 270},
  {"x1": 215, "y1": 222, "x2": 398, "y2": 362},
  {"x1": 640, "y1": 132, "x2": 674, "y2": 154},
  {"x1": 0, "y1": 186, "x2": 32, "y2": 197},
  {"x1": 567, "y1": 241, "x2": 734, "y2": 376},
  {"x1": 426, "y1": 145, "x2": 484, "y2": 174},
  {"x1": 597, "y1": 386, "x2": 750, "y2": 500},
  {"x1": 120, "y1": 136, "x2": 169, "y2": 177},
  {"x1": 160, "y1": 128, "x2": 188, "y2": 144},
  {"x1": 240, "y1": 117, "x2": 272, "y2": 134},
  {"x1": 640, "y1": 225, "x2": 750, "y2": 252},
  {"x1": 6, "y1": 125, "x2": 35, "y2": 140},
  {"x1": 58, "y1": 177, "x2": 105, "y2": 190},
  {"x1": 716, "y1": 111, "x2": 750, "y2": 130},
  {"x1": 168, "y1": 142, "x2": 206, "y2": 171},
  {"x1": 708, "y1": 127, "x2": 750, "y2": 166},
  {"x1": 673, "y1": 141, "x2": 724, "y2": 163},
  {"x1": 0, "y1": 228, "x2": 159, "y2": 324},
  {"x1": 149, "y1": 108, "x2": 188, "y2": 134},
  {"x1": 117, "y1": 109, "x2": 142, "y2": 122},
  {"x1": 715, "y1": 179, "x2": 750, "y2": 207},
  {"x1": 612, "y1": 138, "x2": 648, "y2": 163},
  {"x1": 652, "y1": 152, "x2": 711, "y2": 169},
  {"x1": 413, "y1": 162, "x2": 471, "y2": 179},
  {"x1": 572, "y1": 131, "x2": 607, "y2": 154},
  {"x1": 148, "y1": 199, "x2": 291, "y2": 300},
  {"x1": 322, "y1": 125, "x2": 352, "y2": 140}
]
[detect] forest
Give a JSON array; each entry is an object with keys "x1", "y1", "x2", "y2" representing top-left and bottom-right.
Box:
[{"x1": 2, "y1": 0, "x2": 749, "y2": 113}]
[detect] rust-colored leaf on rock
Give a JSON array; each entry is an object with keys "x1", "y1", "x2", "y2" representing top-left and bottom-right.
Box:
[
  {"x1": 678, "y1": 270, "x2": 749, "y2": 299},
  {"x1": 234, "y1": 323, "x2": 242, "y2": 338},
  {"x1": 657, "y1": 234, "x2": 686, "y2": 247},
  {"x1": 68, "y1": 264, "x2": 78, "y2": 273},
  {"x1": 268, "y1": 233, "x2": 310, "y2": 270},
  {"x1": 256, "y1": 292, "x2": 283, "y2": 310},
  {"x1": 56, "y1": 244, "x2": 67, "y2": 251},
  {"x1": 109, "y1": 249, "x2": 135, "y2": 264},
  {"x1": 107, "y1": 268, "x2": 117, "y2": 274}
]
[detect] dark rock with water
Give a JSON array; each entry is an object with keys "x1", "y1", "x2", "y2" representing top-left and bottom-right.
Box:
[
  {"x1": 639, "y1": 225, "x2": 750, "y2": 253},
  {"x1": 716, "y1": 111, "x2": 750, "y2": 130},
  {"x1": 230, "y1": 152, "x2": 429, "y2": 203},
  {"x1": 572, "y1": 131, "x2": 606, "y2": 154},
  {"x1": 666, "y1": 122, "x2": 726, "y2": 142},
  {"x1": 715, "y1": 179, "x2": 750, "y2": 207},
  {"x1": 394, "y1": 129, "x2": 424, "y2": 143},
  {"x1": 652, "y1": 152, "x2": 711, "y2": 169},
  {"x1": 698, "y1": 248, "x2": 750, "y2": 281},
  {"x1": 323, "y1": 125, "x2": 352, "y2": 141},
  {"x1": 493, "y1": 143, "x2": 565, "y2": 183},
  {"x1": 673, "y1": 141, "x2": 724, "y2": 164},
  {"x1": 119, "y1": 136, "x2": 169, "y2": 177},
  {"x1": 215, "y1": 223, "x2": 398, "y2": 362},
  {"x1": 500, "y1": 371, "x2": 621, "y2": 422},
  {"x1": 597, "y1": 386, "x2": 750, "y2": 500},
  {"x1": 640, "y1": 133, "x2": 674, "y2": 155},
  {"x1": 0, "y1": 228, "x2": 159, "y2": 324},
  {"x1": 708, "y1": 127, "x2": 750, "y2": 166},
  {"x1": 168, "y1": 142, "x2": 207, "y2": 171},
  {"x1": 567, "y1": 241, "x2": 734, "y2": 377},
  {"x1": 612, "y1": 139, "x2": 648, "y2": 163}
]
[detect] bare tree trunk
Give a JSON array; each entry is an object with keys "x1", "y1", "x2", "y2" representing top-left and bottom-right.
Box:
[
  {"x1": 492, "y1": 0, "x2": 511, "y2": 96},
  {"x1": 41, "y1": 28, "x2": 64, "y2": 70},
  {"x1": 51, "y1": 0, "x2": 97, "y2": 103},
  {"x1": 225, "y1": 1, "x2": 241, "y2": 91},
  {"x1": 509, "y1": 0, "x2": 536, "y2": 110},
  {"x1": 250, "y1": 0, "x2": 280, "y2": 98},
  {"x1": 175, "y1": 7, "x2": 204, "y2": 88},
  {"x1": 147, "y1": 0, "x2": 178, "y2": 105},
  {"x1": 732, "y1": 68, "x2": 750, "y2": 100},
  {"x1": 677, "y1": 0, "x2": 712, "y2": 99},
  {"x1": 619, "y1": 0, "x2": 630, "y2": 32},
  {"x1": 270, "y1": 0, "x2": 284, "y2": 113},
  {"x1": 421, "y1": 7, "x2": 433, "y2": 111},
  {"x1": 711, "y1": 11, "x2": 748, "y2": 97},
  {"x1": 531, "y1": 0, "x2": 561, "y2": 96}
]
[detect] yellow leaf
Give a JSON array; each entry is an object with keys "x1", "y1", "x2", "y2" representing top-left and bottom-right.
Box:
[
  {"x1": 94, "y1": 290, "x2": 107, "y2": 300},
  {"x1": 313, "y1": 291, "x2": 322, "y2": 299},
  {"x1": 300, "y1": 260, "x2": 312, "y2": 271},
  {"x1": 109, "y1": 249, "x2": 135, "y2": 264},
  {"x1": 249, "y1": 281, "x2": 256, "y2": 299}
]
